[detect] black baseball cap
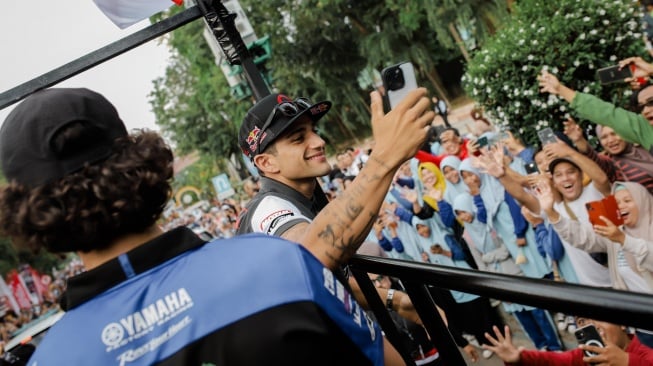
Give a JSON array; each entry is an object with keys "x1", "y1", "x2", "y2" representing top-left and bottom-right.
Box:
[
  {"x1": 548, "y1": 157, "x2": 581, "y2": 174},
  {"x1": 239, "y1": 93, "x2": 331, "y2": 158},
  {"x1": 0, "y1": 88, "x2": 128, "y2": 188}
]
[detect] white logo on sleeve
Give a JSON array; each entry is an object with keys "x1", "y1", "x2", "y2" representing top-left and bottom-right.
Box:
[{"x1": 252, "y1": 196, "x2": 311, "y2": 235}]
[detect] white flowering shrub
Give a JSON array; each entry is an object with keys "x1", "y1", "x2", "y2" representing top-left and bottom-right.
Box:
[{"x1": 463, "y1": 0, "x2": 646, "y2": 146}]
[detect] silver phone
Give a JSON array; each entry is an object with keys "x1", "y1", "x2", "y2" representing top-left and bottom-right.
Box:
[{"x1": 382, "y1": 62, "x2": 418, "y2": 110}]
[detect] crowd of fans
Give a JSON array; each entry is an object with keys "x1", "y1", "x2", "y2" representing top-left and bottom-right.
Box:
[
  {"x1": 0, "y1": 260, "x2": 82, "y2": 352},
  {"x1": 314, "y1": 55, "x2": 653, "y2": 361}
]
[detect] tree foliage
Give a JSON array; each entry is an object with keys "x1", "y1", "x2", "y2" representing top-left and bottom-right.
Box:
[
  {"x1": 463, "y1": 0, "x2": 646, "y2": 147},
  {"x1": 150, "y1": 0, "x2": 509, "y2": 158}
]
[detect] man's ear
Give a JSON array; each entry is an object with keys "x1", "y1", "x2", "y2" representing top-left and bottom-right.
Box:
[{"x1": 253, "y1": 153, "x2": 280, "y2": 175}]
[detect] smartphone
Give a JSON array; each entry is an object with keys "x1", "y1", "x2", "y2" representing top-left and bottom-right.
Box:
[
  {"x1": 585, "y1": 195, "x2": 624, "y2": 226},
  {"x1": 597, "y1": 64, "x2": 633, "y2": 85},
  {"x1": 537, "y1": 127, "x2": 557, "y2": 146},
  {"x1": 476, "y1": 136, "x2": 489, "y2": 148},
  {"x1": 382, "y1": 62, "x2": 418, "y2": 109},
  {"x1": 574, "y1": 324, "x2": 605, "y2": 358},
  {"x1": 524, "y1": 162, "x2": 539, "y2": 175}
]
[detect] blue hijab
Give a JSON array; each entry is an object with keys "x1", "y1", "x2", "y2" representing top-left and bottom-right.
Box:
[
  {"x1": 459, "y1": 158, "x2": 505, "y2": 225},
  {"x1": 440, "y1": 155, "x2": 467, "y2": 204}
]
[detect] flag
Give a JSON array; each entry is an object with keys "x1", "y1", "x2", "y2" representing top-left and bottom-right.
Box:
[
  {"x1": 93, "y1": 0, "x2": 183, "y2": 29},
  {"x1": 0, "y1": 275, "x2": 20, "y2": 315},
  {"x1": 7, "y1": 270, "x2": 32, "y2": 309}
]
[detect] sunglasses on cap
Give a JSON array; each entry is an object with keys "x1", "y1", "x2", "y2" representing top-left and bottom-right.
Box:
[{"x1": 254, "y1": 97, "x2": 313, "y2": 156}]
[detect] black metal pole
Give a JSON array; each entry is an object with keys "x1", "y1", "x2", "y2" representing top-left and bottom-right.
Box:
[
  {"x1": 402, "y1": 281, "x2": 466, "y2": 365},
  {"x1": 196, "y1": 0, "x2": 269, "y2": 101},
  {"x1": 350, "y1": 268, "x2": 416, "y2": 366}
]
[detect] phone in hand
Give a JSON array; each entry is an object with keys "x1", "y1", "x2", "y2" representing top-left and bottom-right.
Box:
[
  {"x1": 537, "y1": 127, "x2": 558, "y2": 146},
  {"x1": 382, "y1": 62, "x2": 418, "y2": 110},
  {"x1": 476, "y1": 136, "x2": 489, "y2": 148},
  {"x1": 524, "y1": 162, "x2": 539, "y2": 175},
  {"x1": 574, "y1": 324, "x2": 605, "y2": 358},
  {"x1": 597, "y1": 64, "x2": 633, "y2": 85},
  {"x1": 585, "y1": 195, "x2": 624, "y2": 226}
]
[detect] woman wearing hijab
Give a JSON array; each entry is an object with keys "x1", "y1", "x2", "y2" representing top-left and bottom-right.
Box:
[
  {"x1": 458, "y1": 158, "x2": 562, "y2": 351},
  {"x1": 441, "y1": 156, "x2": 468, "y2": 204},
  {"x1": 399, "y1": 207, "x2": 502, "y2": 360},
  {"x1": 537, "y1": 181, "x2": 653, "y2": 292},
  {"x1": 458, "y1": 158, "x2": 552, "y2": 279},
  {"x1": 403, "y1": 161, "x2": 476, "y2": 268},
  {"x1": 452, "y1": 193, "x2": 563, "y2": 352},
  {"x1": 536, "y1": 180, "x2": 653, "y2": 346}
]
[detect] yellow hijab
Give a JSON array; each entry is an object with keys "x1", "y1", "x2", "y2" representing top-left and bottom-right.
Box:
[{"x1": 417, "y1": 162, "x2": 446, "y2": 210}]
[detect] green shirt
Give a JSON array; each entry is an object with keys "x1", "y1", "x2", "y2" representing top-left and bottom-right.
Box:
[{"x1": 570, "y1": 92, "x2": 653, "y2": 151}]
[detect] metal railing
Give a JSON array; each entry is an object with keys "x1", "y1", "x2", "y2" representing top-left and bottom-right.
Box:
[{"x1": 350, "y1": 255, "x2": 653, "y2": 365}]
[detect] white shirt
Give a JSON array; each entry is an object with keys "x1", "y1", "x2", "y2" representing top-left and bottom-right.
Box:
[{"x1": 551, "y1": 184, "x2": 611, "y2": 287}]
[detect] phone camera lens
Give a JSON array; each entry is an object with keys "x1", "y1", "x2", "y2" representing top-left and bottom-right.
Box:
[{"x1": 387, "y1": 67, "x2": 405, "y2": 91}]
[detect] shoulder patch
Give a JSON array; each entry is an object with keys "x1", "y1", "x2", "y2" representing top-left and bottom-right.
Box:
[{"x1": 260, "y1": 209, "x2": 295, "y2": 234}]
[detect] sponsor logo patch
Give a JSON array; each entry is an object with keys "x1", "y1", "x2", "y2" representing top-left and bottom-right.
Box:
[
  {"x1": 260, "y1": 209, "x2": 294, "y2": 234},
  {"x1": 101, "y1": 288, "x2": 194, "y2": 352}
]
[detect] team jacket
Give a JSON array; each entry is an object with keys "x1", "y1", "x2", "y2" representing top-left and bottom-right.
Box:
[
  {"x1": 236, "y1": 176, "x2": 326, "y2": 236},
  {"x1": 28, "y1": 228, "x2": 382, "y2": 366}
]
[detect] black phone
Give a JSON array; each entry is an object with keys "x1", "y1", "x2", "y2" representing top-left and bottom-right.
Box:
[
  {"x1": 574, "y1": 324, "x2": 604, "y2": 358},
  {"x1": 382, "y1": 62, "x2": 418, "y2": 110},
  {"x1": 597, "y1": 65, "x2": 632, "y2": 85},
  {"x1": 476, "y1": 136, "x2": 489, "y2": 148},
  {"x1": 537, "y1": 127, "x2": 557, "y2": 146},
  {"x1": 524, "y1": 162, "x2": 539, "y2": 175}
]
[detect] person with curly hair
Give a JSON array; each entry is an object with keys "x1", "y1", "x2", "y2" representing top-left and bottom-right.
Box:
[{"x1": 0, "y1": 87, "x2": 432, "y2": 366}]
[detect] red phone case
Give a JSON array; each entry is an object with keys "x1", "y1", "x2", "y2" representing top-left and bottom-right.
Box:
[{"x1": 585, "y1": 195, "x2": 623, "y2": 226}]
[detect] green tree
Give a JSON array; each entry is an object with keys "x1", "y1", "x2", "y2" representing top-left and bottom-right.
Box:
[
  {"x1": 150, "y1": 10, "x2": 246, "y2": 160},
  {"x1": 151, "y1": 1, "x2": 509, "y2": 157},
  {"x1": 463, "y1": 0, "x2": 646, "y2": 147},
  {"x1": 173, "y1": 153, "x2": 223, "y2": 199}
]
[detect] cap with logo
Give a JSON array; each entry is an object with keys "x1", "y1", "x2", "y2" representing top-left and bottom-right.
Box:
[
  {"x1": 0, "y1": 88, "x2": 128, "y2": 188},
  {"x1": 238, "y1": 93, "x2": 331, "y2": 158}
]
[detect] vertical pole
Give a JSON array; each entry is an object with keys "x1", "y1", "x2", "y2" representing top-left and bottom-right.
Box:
[
  {"x1": 402, "y1": 281, "x2": 466, "y2": 365},
  {"x1": 350, "y1": 268, "x2": 416, "y2": 366},
  {"x1": 197, "y1": 0, "x2": 270, "y2": 101}
]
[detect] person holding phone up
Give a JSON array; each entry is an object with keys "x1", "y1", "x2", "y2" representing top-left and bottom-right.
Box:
[
  {"x1": 538, "y1": 60, "x2": 653, "y2": 153},
  {"x1": 483, "y1": 320, "x2": 653, "y2": 366}
]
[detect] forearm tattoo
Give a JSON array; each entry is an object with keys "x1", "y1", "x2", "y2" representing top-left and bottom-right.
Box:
[{"x1": 319, "y1": 169, "x2": 385, "y2": 266}]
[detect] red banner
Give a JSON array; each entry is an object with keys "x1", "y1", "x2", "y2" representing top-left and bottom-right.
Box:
[
  {"x1": 0, "y1": 275, "x2": 20, "y2": 315},
  {"x1": 7, "y1": 270, "x2": 32, "y2": 309}
]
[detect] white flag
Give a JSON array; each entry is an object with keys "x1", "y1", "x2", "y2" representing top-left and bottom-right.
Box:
[{"x1": 93, "y1": 0, "x2": 181, "y2": 29}]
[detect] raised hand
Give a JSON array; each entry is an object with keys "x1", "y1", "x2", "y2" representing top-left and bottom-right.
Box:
[
  {"x1": 369, "y1": 88, "x2": 434, "y2": 169},
  {"x1": 619, "y1": 56, "x2": 653, "y2": 81},
  {"x1": 533, "y1": 180, "x2": 555, "y2": 213},
  {"x1": 538, "y1": 70, "x2": 562, "y2": 95},
  {"x1": 401, "y1": 188, "x2": 419, "y2": 204},
  {"x1": 483, "y1": 325, "x2": 522, "y2": 364},
  {"x1": 471, "y1": 154, "x2": 504, "y2": 179},
  {"x1": 581, "y1": 340, "x2": 629, "y2": 366},
  {"x1": 425, "y1": 187, "x2": 443, "y2": 202},
  {"x1": 542, "y1": 137, "x2": 575, "y2": 161},
  {"x1": 563, "y1": 118, "x2": 584, "y2": 144}
]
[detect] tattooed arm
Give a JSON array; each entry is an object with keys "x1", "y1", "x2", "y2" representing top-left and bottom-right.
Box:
[{"x1": 297, "y1": 89, "x2": 433, "y2": 270}]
